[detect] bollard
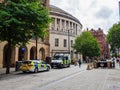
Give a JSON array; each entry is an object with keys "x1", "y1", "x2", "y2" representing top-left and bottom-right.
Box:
[
  {"x1": 86, "y1": 64, "x2": 92, "y2": 70},
  {"x1": 107, "y1": 62, "x2": 111, "y2": 68}
]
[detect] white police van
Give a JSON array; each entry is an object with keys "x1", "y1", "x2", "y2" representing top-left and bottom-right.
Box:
[{"x1": 51, "y1": 53, "x2": 71, "y2": 68}]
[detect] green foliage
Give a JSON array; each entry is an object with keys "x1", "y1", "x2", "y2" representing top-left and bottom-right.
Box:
[
  {"x1": 107, "y1": 23, "x2": 120, "y2": 53},
  {"x1": 73, "y1": 31, "x2": 100, "y2": 58},
  {"x1": 0, "y1": 0, "x2": 51, "y2": 46},
  {"x1": 0, "y1": 0, "x2": 51, "y2": 74}
]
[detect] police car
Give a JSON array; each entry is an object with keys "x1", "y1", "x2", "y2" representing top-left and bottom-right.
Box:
[{"x1": 20, "y1": 60, "x2": 51, "y2": 73}]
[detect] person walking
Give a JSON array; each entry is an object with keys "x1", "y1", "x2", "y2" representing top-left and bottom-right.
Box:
[
  {"x1": 111, "y1": 57, "x2": 115, "y2": 68},
  {"x1": 116, "y1": 57, "x2": 119, "y2": 63},
  {"x1": 118, "y1": 59, "x2": 120, "y2": 67},
  {"x1": 78, "y1": 59, "x2": 82, "y2": 68}
]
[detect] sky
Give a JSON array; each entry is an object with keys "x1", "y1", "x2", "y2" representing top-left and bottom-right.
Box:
[{"x1": 50, "y1": 0, "x2": 120, "y2": 34}]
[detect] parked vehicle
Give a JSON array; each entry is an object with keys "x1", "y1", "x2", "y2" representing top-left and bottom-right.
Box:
[
  {"x1": 20, "y1": 60, "x2": 51, "y2": 73},
  {"x1": 15, "y1": 61, "x2": 23, "y2": 71},
  {"x1": 51, "y1": 53, "x2": 71, "y2": 68},
  {"x1": 93, "y1": 59, "x2": 115, "y2": 68}
]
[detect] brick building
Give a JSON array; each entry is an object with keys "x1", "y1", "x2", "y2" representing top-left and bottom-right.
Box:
[
  {"x1": 0, "y1": 0, "x2": 3, "y2": 3},
  {"x1": 90, "y1": 28, "x2": 110, "y2": 58}
]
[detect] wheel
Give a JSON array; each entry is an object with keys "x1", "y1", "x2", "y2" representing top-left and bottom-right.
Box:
[
  {"x1": 23, "y1": 71, "x2": 26, "y2": 73},
  {"x1": 68, "y1": 64, "x2": 70, "y2": 67},
  {"x1": 59, "y1": 64, "x2": 63, "y2": 68},
  {"x1": 34, "y1": 68, "x2": 38, "y2": 73}
]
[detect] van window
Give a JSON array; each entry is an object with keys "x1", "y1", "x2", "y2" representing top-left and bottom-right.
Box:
[
  {"x1": 53, "y1": 56, "x2": 63, "y2": 60},
  {"x1": 42, "y1": 61, "x2": 46, "y2": 64},
  {"x1": 66, "y1": 56, "x2": 68, "y2": 60}
]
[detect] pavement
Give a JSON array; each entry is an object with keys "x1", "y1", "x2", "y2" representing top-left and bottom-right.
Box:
[
  {"x1": 0, "y1": 67, "x2": 16, "y2": 75},
  {"x1": 0, "y1": 63, "x2": 120, "y2": 90},
  {"x1": 0, "y1": 67, "x2": 19, "y2": 80},
  {"x1": 37, "y1": 63, "x2": 120, "y2": 90},
  {"x1": 0, "y1": 62, "x2": 119, "y2": 77},
  {"x1": 0, "y1": 63, "x2": 120, "y2": 78}
]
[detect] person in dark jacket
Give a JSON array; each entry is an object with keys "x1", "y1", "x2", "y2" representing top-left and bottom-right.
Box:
[
  {"x1": 78, "y1": 59, "x2": 82, "y2": 68},
  {"x1": 118, "y1": 59, "x2": 120, "y2": 67}
]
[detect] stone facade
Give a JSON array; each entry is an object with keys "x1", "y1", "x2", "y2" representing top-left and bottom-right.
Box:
[
  {"x1": 49, "y1": 5, "x2": 82, "y2": 59},
  {"x1": 0, "y1": 40, "x2": 50, "y2": 68}
]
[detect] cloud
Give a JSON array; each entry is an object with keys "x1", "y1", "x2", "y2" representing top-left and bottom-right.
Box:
[
  {"x1": 50, "y1": 0, "x2": 119, "y2": 34},
  {"x1": 90, "y1": 0, "x2": 97, "y2": 7},
  {"x1": 95, "y1": 7, "x2": 113, "y2": 19}
]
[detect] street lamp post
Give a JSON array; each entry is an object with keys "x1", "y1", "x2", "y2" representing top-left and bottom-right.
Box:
[
  {"x1": 68, "y1": 30, "x2": 70, "y2": 54},
  {"x1": 35, "y1": 36, "x2": 38, "y2": 59},
  {"x1": 21, "y1": 47, "x2": 26, "y2": 60}
]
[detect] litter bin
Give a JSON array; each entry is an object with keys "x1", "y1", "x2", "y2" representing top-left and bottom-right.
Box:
[{"x1": 15, "y1": 61, "x2": 23, "y2": 71}]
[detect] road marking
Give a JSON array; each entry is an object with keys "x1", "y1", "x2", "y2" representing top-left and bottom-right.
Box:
[
  {"x1": 101, "y1": 69, "x2": 109, "y2": 90},
  {"x1": 37, "y1": 69, "x2": 86, "y2": 90}
]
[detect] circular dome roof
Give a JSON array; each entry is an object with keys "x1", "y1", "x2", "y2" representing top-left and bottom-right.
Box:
[{"x1": 49, "y1": 5, "x2": 82, "y2": 26}]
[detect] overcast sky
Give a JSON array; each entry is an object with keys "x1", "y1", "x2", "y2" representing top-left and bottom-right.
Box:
[{"x1": 50, "y1": 0, "x2": 120, "y2": 34}]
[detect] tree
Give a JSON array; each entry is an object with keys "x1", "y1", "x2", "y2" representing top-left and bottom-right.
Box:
[
  {"x1": 0, "y1": 0, "x2": 51, "y2": 74},
  {"x1": 73, "y1": 31, "x2": 100, "y2": 62},
  {"x1": 107, "y1": 23, "x2": 120, "y2": 56}
]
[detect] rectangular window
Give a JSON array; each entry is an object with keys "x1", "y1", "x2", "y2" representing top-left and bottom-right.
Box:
[
  {"x1": 55, "y1": 38, "x2": 59, "y2": 47},
  {"x1": 64, "y1": 39, "x2": 67, "y2": 47}
]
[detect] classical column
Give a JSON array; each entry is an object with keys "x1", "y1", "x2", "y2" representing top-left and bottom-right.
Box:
[
  {"x1": 66, "y1": 21, "x2": 68, "y2": 31},
  {"x1": 73, "y1": 23, "x2": 75, "y2": 33},
  {"x1": 27, "y1": 46, "x2": 30, "y2": 60},
  {"x1": 55, "y1": 18, "x2": 57, "y2": 31},
  {"x1": 68, "y1": 21, "x2": 70, "y2": 30},
  {"x1": 49, "y1": 23, "x2": 52, "y2": 30},
  {"x1": 0, "y1": 46, "x2": 3, "y2": 68},
  {"x1": 60, "y1": 19, "x2": 62, "y2": 31},
  {"x1": 64, "y1": 20, "x2": 66, "y2": 31},
  {"x1": 71, "y1": 22, "x2": 73, "y2": 33},
  {"x1": 15, "y1": 47, "x2": 19, "y2": 62},
  {"x1": 75, "y1": 24, "x2": 77, "y2": 35}
]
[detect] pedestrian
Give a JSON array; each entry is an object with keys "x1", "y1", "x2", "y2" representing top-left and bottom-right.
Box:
[
  {"x1": 78, "y1": 59, "x2": 81, "y2": 68},
  {"x1": 116, "y1": 57, "x2": 119, "y2": 63},
  {"x1": 118, "y1": 59, "x2": 120, "y2": 67},
  {"x1": 111, "y1": 57, "x2": 115, "y2": 68}
]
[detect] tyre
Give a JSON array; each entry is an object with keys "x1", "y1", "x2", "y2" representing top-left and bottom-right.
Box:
[
  {"x1": 68, "y1": 64, "x2": 70, "y2": 67},
  {"x1": 59, "y1": 64, "x2": 63, "y2": 68},
  {"x1": 23, "y1": 71, "x2": 26, "y2": 73}
]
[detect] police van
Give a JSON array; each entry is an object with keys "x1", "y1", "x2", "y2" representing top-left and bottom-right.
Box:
[
  {"x1": 20, "y1": 60, "x2": 51, "y2": 73},
  {"x1": 51, "y1": 53, "x2": 71, "y2": 68}
]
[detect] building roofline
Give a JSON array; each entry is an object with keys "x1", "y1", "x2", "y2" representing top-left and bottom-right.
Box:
[{"x1": 49, "y1": 5, "x2": 83, "y2": 28}]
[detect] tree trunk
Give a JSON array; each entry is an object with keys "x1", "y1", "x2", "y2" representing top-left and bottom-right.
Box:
[{"x1": 6, "y1": 41, "x2": 12, "y2": 74}]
